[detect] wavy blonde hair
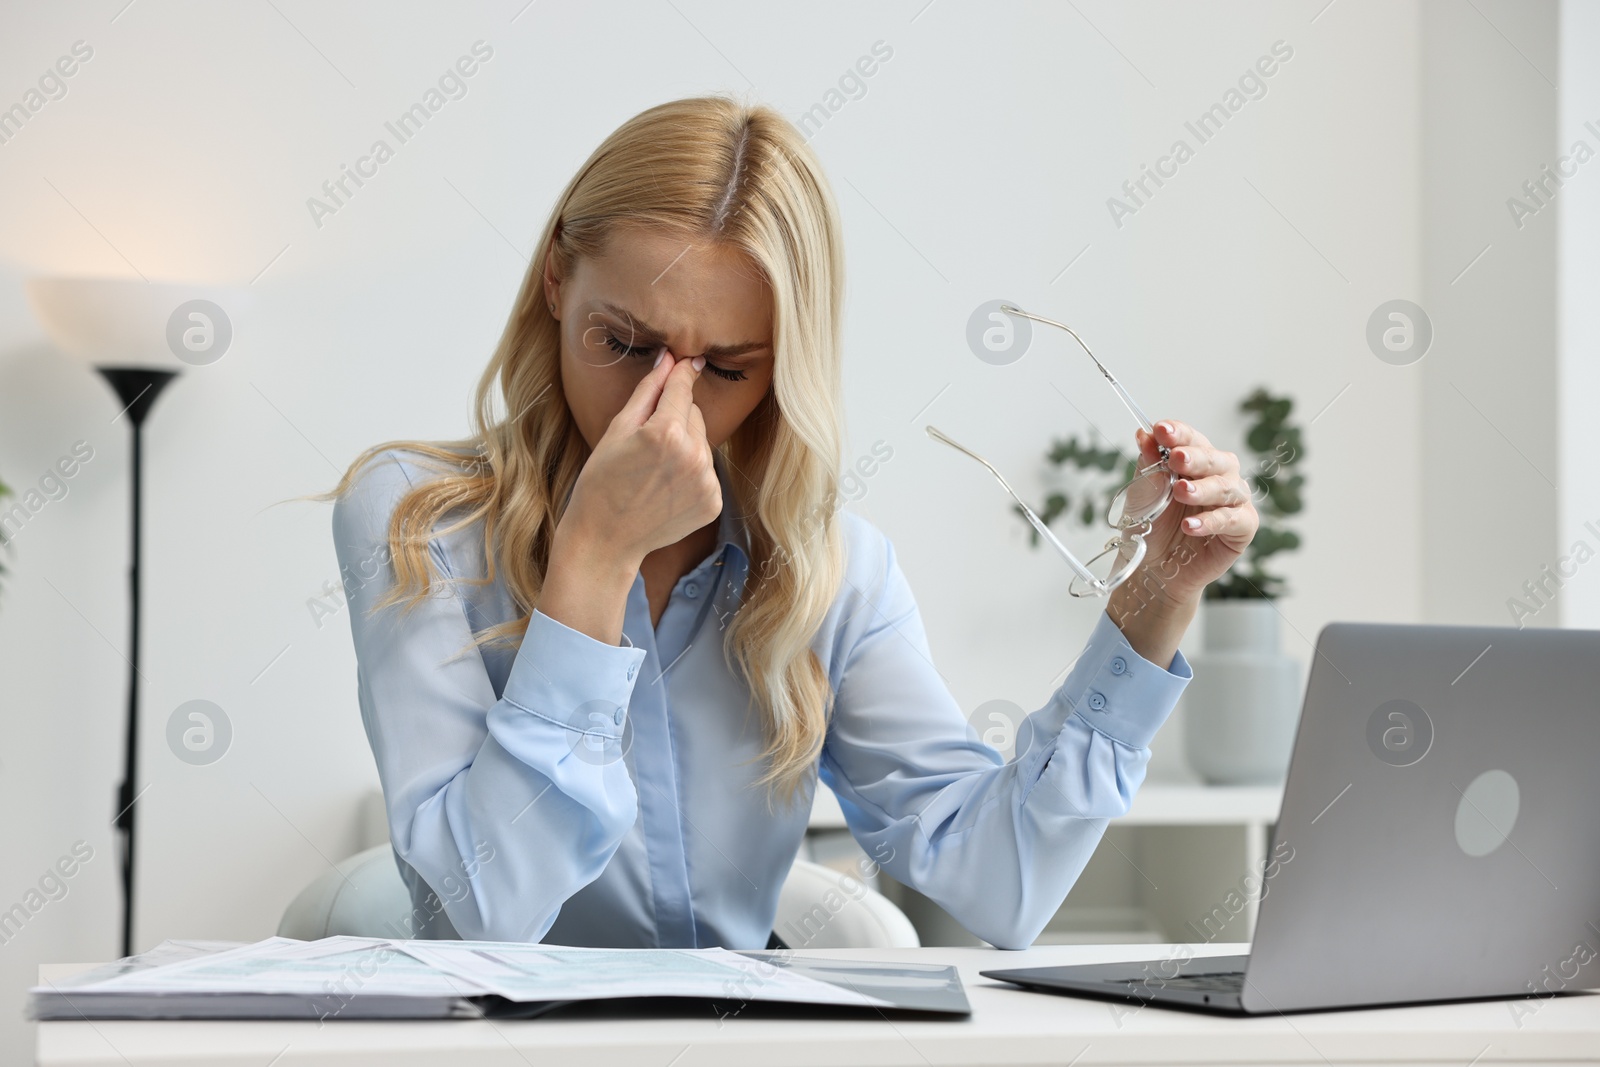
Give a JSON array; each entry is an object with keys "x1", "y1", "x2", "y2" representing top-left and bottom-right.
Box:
[{"x1": 310, "y1": 95, "x2": 847, "y2": 811}]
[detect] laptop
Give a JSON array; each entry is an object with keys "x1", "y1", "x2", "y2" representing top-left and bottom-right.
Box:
[{"x1": 981, "y1": 621, "x2": 1600, "y2": 1014}]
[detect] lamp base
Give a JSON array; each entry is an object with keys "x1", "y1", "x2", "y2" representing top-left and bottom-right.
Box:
[{"x1": 95, "y1": 363, "x2": 179, "y2": 958}]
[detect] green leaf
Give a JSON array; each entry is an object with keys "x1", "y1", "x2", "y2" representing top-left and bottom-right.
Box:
[
  {"x1": 1078, "y1": 447, "x2": 1099, "y2": 470},
  {"x1": 1012, "y1": 503, "x2": 1042, "y2": 547},
  {"x1": 1240, "y1": 388, "x2": 1274, "y2": 413},
  {"x1": 1249, "y1": 524, "x2": 1299, "y2": 560},
  {"x1": 1206, "y1": 570, "x2": 1273, "y2": 600},
  {"x1": 1272, "y1": 475, "x2": 1304, "y2": 514},
  {"x1": 1277, "y1": 426, "x2": 1304, "y2": 461}
]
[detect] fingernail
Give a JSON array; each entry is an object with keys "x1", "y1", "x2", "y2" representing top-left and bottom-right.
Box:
[
  {"x1": 1157, "y1": 421, "x2": 1173, "y2": 435},
  {"x1": 692, "y1": 355, "x2": 706, "y2": 372},
  {"x1": 653, "y1": 348, "x2": 667, "y2": 369},
  {"x1": 1179, "y1": 479, "x2": 1194, "y2": 494},
  {"x1": 1183, "y1": 517, "x2": 1202, "y2": 532}
]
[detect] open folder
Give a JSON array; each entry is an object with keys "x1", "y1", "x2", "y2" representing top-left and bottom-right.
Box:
[{"x1": 30, "y1": 935, "x2": 972, "y2": 1021}]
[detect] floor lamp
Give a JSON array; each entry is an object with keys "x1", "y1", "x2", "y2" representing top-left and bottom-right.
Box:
[{"x1": 26, "y1": 277, "x2": 241, "y2": 959}]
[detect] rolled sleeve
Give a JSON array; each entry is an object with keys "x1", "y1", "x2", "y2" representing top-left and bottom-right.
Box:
[
  {"x1": 502, "y1": 608, "x2": 648, "y2": 738},
  {"x1": 334, "y1": 449, "x2": 654, "y2": 943},
  {"x1": 1062, "y1": 610, "x2": 1192, "y2": 751},
  {"x1": 1019, "y1": 610, "x2": 1193, "y2": 816}
]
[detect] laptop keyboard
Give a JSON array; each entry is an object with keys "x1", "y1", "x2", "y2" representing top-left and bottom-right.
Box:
[{"x1": 1109, "y1": 970, "x2": 1246, "y2": 993}]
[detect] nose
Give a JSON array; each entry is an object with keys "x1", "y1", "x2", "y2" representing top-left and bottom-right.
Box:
[{"x1": 656, "y1": 346, "x2": 702, "y2": 371}]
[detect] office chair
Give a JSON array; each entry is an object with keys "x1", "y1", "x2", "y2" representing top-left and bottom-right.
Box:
[{"x1": 277, "y1": 843, "x2": 921, "y2": 949}]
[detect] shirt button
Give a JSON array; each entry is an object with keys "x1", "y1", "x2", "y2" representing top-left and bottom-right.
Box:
[
  {"x1": 685, "y1": 582, "x2": 699, "y2": 598},
  {"x1": 1110, "y1": 656, "x2": 1128, "y2": 676},
  {"x1": 614, "y1": 706, "x2": 625, "y2": 725},
  {"x1": 1087, "y1": 691, "x2": 1108, "y2": 712},
  {"x1": 626, "y1": 663, "x2": 636, "y2": 680}
]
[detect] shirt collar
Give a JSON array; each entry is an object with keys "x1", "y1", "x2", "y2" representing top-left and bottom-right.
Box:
[{"x1": 710, "y1": 447, "x2": 751, "y2": 568}]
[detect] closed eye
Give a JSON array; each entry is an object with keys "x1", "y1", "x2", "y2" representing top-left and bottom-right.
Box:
[
  {"x1": 603, "y1": 332, "x2": 747, "y2": 381},
  {"x1": 602, "y1": 332, "x2": 654, "y2": 359}
]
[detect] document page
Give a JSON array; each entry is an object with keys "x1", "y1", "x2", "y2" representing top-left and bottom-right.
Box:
[
  {"x1": 394, "y1": 940, "x2": 895, "y2": 1007},
  {"x1": 81, "y1": 935, "x2": 490, "y2": 998},
  {"x1": 39, "y1": 939, "x2": 251, "y2": 991},
  {"x1": 33, "y1": 936, "x2": 941, "y2": 1016}
]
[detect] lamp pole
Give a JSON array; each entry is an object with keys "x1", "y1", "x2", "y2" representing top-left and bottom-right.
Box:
[{"x1": 98, "y1": 366, "x2": 178, "y2": 960}]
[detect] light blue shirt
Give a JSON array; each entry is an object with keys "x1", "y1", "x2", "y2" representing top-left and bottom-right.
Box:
[{"x1": 332, "y1": 446, "x2": 1192, "y2": 951}]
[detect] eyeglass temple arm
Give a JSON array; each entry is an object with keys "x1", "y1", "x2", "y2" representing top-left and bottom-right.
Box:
[
  {"x1": 924, "y1": 425, "x2": 1105, "y2": 590},
  {"x1": 997, "y1": 304, "x2": 1165, "y2": 444}
]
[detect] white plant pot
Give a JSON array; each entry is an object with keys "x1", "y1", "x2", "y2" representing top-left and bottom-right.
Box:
[{"x1": 1182, "y1": 600, "x2": 1302, "y2": 786}]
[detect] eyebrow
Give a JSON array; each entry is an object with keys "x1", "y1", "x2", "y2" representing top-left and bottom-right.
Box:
[{"x1": 596, "y1": 302, "x2": 770, "y2": 359}]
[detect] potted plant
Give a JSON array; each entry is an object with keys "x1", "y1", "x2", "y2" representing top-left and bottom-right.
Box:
[
  {"x1": 1017, "y1": 388, "x2": 1307, "y2": 784},
  {"x1": 1204, "y1": 389, "x2": 1303, "y2": 600},
  {"x1": 1183, "y1": 390, "x2": 1306, "y2": 785}
]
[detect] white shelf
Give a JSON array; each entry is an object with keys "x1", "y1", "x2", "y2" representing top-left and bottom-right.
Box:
[
  {"x1": 807, "y1": 781, "x2": 848, "y2": 830},
  {"x1": 1118, "y1": 783, "x2": 1282, "y2": 826},
  {"x1": 1035, "y1": 905, "x2": 1167, "y2": 945}
]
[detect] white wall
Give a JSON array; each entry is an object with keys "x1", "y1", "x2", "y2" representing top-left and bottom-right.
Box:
[
  {"x1": 0, "y1": 0, "x2": 1574, "y2": 1059},
  {"x1": 1557, "y1": 0, "x2": 1600, "y2": 628},
  {"x1": 1421, "y1": 0, "x2": 1559, "y2": 627}
]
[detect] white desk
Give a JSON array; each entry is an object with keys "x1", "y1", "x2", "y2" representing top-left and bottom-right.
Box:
[{"x1": 37, "y1": 943, "x2": 1600, "y2": 1066}]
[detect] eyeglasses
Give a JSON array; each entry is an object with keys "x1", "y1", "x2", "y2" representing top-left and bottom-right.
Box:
[{"x1": 926, "y1": 304, "x2": 1175, "y2": 598}]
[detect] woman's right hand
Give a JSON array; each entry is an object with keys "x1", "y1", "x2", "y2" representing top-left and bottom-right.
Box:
[{"x1": 561, "y1": 349, "x2": 722, "y2": 567}]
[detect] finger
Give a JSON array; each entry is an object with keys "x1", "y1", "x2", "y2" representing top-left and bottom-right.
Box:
[
  {"x1": 1173, "y1": 473, "x2": 1250, "y2": 508},
  {"x1": 1134, "y1": 427, "x2": 1161, "y2": 467},
  {"x1": 1169, "y1": 443, "x2": 1239, "y2": 479},
  {"x1": 1180, "y1": 503, "x2": 1259, "y2": 542},
  {"x1": 615, "y1": 345, "x2": 676, "y2": 428},
  {"x1": 687, "y1": 396, "x2": 709, "y2": 446},
  {"x1": 1151, "y1": 419, "x2": 1213, "y2": 454},
  {"x1": 649, "y1": 352, "x2": 705, "y2": 426}
]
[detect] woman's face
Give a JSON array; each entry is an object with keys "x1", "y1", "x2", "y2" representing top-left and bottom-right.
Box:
[{"x1": 545, "y1": 224, "x2": 775, "y2": 452}]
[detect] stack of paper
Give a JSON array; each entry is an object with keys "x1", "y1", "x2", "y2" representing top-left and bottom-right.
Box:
[{"x1": 30, "y1": 936, "x2": 971, "y2": 1021}]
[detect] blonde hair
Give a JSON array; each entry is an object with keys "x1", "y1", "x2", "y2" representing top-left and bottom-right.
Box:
[{"x1": 310, "y1": 95, "x2": 847, "y2": 811}]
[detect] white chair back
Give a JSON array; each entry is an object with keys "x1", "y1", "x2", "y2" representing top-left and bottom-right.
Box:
[{"x1": 278, "y1": 845, "x2": 920, "y2": 948}]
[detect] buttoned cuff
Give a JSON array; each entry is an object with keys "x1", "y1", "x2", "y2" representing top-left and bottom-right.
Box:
[
  {"x1": 502, "y1": 608, "x2": 649, "y2": 737},
  {"x1": 1054, "y1": 610, "x2": 1193, "y2": 752}
]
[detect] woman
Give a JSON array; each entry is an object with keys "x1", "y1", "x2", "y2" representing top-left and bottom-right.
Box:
[{"x1": 323, "y1": 96, "x2": 1257, "y2": 952}]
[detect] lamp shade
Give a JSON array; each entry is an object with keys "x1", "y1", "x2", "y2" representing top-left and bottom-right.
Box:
[{"x1": 26, "y1": 277, "x2": 250, "y2": 371}]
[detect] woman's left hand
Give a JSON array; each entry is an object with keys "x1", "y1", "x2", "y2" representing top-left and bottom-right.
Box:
[{"x1": 1117, "y1": 419, "x2": 1259, "y2": 612}]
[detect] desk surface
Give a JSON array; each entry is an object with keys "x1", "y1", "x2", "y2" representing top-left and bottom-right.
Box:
[{"x1": 37, "y1": 943, "x2": 1600, "y2": 1066}]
